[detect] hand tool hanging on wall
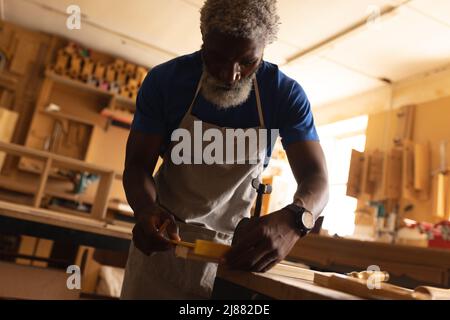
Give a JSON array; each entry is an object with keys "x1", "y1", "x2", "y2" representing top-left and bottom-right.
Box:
[{"x1": 432, "y1": 141, "x2": 449, "y2": 218}]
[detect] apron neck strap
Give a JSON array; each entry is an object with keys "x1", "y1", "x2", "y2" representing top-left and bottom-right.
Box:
[
  {"x1": 253, "y1": 77, "x2": 265, "y2": 128},
  {"x1": 187, "y1": 73, "x2": 205, "y2": 115}
]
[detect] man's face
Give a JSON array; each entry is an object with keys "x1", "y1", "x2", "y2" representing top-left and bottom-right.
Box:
[{"x1": 201, "y1": 30, "x2": 264, "y2": 109}]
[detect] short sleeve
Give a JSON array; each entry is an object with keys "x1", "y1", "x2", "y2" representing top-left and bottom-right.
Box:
[
  {"x1": 131, "y1": 69, "x2": 166, "y2": 134},
  {"x1": 278, "y1": 79, "x2": 319, "y2": 149}
]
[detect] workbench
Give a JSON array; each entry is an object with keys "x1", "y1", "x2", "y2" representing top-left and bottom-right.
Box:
[
  {"x1": 287, "y1": 234, "x2": 450, "y2": 289},
  {"x1": 213, "y1": 266, "x2": 361, "y2": 300},
  {"x1": 212, "y1": 234, "x2": 450, "y2": 300},
  {"x1": 0, "y1": 200, "x2": 132, "y2": 252},
  {"x1": 2, "y1": 194, "x2": 449, "y2": 298},
  {"x1": 0, "y1": 198, "x2": 132, "y2": 297}
]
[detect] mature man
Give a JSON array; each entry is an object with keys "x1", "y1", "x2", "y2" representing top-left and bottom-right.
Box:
[{"x1": 121, "y1": 0, "x2": 329, "y2": 299}]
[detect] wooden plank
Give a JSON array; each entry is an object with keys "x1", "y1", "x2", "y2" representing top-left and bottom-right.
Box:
[
  {"x1": 266, "y1": 262, "x2": 316, "y2": 281},
  {"x1": 316, "y1": 272, "x2": 450, "y2": 300},
  {"x1": 105, "y1": 65, "x2": 116, "y2": 83},
  {"x1": 20, "y1": 78, "x2": 54, "y2": 167},
  {"x1": 32, "y1": 238, "x2": 54, "y2": 268},
  {"x1": 94, "y1": 62, "x2": 106, "y2": 80},
  {"x1": 9, "y1": 37, "x2": 39, "y2": 75},
  {"x1": 117, "y1": 70, "x2": 127, "y2": 86},
  {"x1": 124, "y1": 63, "x2": 136, "y2": 75},
  {"x1": 84, "y1": 125, "x2": 128, "y2": 172},
  {"x1": 402, "y1": 141, "x2": 430, "y2": 201},
  {"x1": 0, "y1": 141, "x2": 119, "y2": 175},
  {"x1": 402, "y1": 140, "x2": 415, "y2": 200},
  {"x1": 40, "y1": 109, "x2": 99, "y2": 127},
  {"x1": 385, "y1": 148, "x2": 403, "y2": 199},
  {"x1": 362, "y1": 150, "x2": 384, "y2": 199},
  {"x1": 46, "y1": 70, "x2": 112, "y2": 98},
  {"x1": 370, "y1": 150, "x2": 385, "y2": 200},
  {"x1": 75, "y1": 246, "x2": 101, "y2": 294},
  {"x1": 90, "y1": 172, "x2": 115, "y2": 221},
  {"x1": 394, "y1": 105, "x2": 415, "y2": 145},
  {"x1": 80, "y1": 58, "x2": 95, "y2": 81},
  {"x1": 359, "y1": 151, "x2": 371, "y2": 199},
  {"x1": 216, "y1": 266, "x2": 361, "y2": 300},
  {"x1": 433, "y1": 173, "x2": 448, "y2": 218},
  {"x1": 288, "y1": 235, "x2": 450, "y2": 289},
  {"x1": 54, "y1": 51, "x2": 70, "y2": 74},
  {"x1": 69, "y1": 55, "x2": 83, "y2": 79},
  {"x1": 289, "y1": 235, "x2": 450, "y2": 268},
  {"x1": 33, "y1": 158, "x2": 52, "y2": 208},
  {"x1": 313, "y1": 273, "x2": 429, "y2": 300},
  {"x1": 0, "y1": 200, "x2": 132, "y2": 240},
  {"x1": 414, "y1": 142, "x2": 430, "y2": 192},
  {"x1": 15, "y1": 235, "x2": 36, "y2": 266},
  {"x1": 114, "y1": 59, "x2": 125, "y2": 69},
  {"x1": 45, "y1": 70, "x2": 134, "y2": 107},
  {"x1": 346, "y1": 149, "x2": 365, "y2": 198},
  {"x1": 0, "y1": 108, "x2": 19, "y2": 171}
]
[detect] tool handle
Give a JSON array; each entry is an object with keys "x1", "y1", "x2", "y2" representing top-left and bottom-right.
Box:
[
  {"x1": 254, "y1": 193, "x2": 263, "y2": 217},
  {"x1": 170, "y1": 239, "x2": 196, "y2": 248},
  {"x1": 158, "y1": 219, "x2": 170, "y2": 234}
]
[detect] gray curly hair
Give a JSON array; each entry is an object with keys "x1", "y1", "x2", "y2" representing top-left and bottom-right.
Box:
[{"x1": 200, "y1": 0, "x2": 280, "y2": 45}]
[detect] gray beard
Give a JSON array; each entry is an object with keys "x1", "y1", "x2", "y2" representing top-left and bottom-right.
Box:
[{"x1": 201, "y1": 68, "x2": 254, "y2": 109}]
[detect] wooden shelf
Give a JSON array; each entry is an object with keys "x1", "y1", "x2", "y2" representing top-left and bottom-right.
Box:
[
  {"x1": 0, "y1": 173, "x2": 131, "y2": 216},
  {"x1": 18, "y1": 161, "x2": 70, "y2": 181},
  {"x1": 39, "y1": 110, "x2": 102, "y2": 127},
  {"x1": 44, "y1": 70, "x2": 135, "y2": 107},
  {"x1": 115, "y1": 96, "x2": 136, "y2": 110}
]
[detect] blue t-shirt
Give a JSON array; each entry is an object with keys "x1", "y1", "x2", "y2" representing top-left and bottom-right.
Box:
[{"x1": 132, "y1": 51, "x2": 319, "y2": 165}]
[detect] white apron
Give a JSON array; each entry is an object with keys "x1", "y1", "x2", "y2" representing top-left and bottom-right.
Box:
[{"x1": 121, "y1": 73, "x2": 267, "y2": 299}]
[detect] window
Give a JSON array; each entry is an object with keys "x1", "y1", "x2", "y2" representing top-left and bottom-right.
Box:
[{"x1": 317, "y1": 116, "x2": 368, "y2": 237}]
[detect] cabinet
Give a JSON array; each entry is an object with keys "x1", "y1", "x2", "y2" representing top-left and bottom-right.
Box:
[{"x1": 18, "y1": 70, "x2": 135, "y2": 207}]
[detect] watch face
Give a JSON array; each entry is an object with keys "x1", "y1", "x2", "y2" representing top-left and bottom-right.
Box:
[{"x1": 302, "y1": 211, "x2": 315, "y2": 229}]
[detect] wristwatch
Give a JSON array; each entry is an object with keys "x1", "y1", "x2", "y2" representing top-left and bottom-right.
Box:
[{"x1": 284, "y1": 203, "x2": 315, "y2": 237}]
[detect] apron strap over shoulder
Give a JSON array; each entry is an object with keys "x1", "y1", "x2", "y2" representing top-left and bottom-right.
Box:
[
  {"x1": 187, "y1": 73, "x2": 205, "y2": 114},
  {"x1": 253, "y1": 77, "x2": 265, "y2": 129}
]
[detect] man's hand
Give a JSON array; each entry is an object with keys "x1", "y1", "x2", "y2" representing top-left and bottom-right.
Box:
[
  {"x1": 132, "y1": 204, "x2": 181, "y2": 256},
  {"x1": 225, "y1": 208, "x2": 301, "y2": 272}
]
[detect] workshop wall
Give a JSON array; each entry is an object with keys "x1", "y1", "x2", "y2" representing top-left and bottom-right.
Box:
[{"x1": 358, "y1": 94, "x2": 450, "y2": 225}]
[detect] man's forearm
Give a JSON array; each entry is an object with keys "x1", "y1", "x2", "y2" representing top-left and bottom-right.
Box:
[
  {"x1": 293, "y1": 172, "x2": 329, "y2": 221},
  {"x1": 123, "y1": 168, "x2": 158, "y2": 219}
]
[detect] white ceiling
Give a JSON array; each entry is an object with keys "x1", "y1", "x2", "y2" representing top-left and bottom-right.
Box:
[{"x1": 2, "y1": 0, "x2": 450, "y2": 108}]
